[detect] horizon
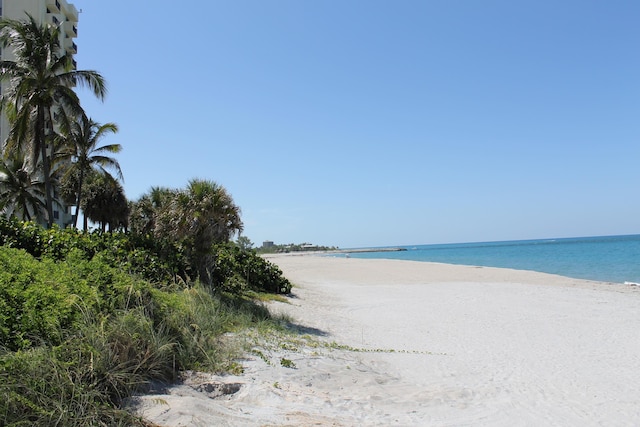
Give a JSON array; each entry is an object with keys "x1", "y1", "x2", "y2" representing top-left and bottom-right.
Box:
[{"x1": 267, "y1": 232, "x2": 640, "y2": 251}]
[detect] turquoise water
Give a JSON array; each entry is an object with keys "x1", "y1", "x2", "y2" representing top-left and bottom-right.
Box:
[{"x1": 346, "y1": 235, "x2": 640, "y2": 284}]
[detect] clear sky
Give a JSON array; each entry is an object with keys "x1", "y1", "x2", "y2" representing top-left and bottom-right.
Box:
[{"x1": 71, "y1": 1, "x2": 639, "y2": 248}]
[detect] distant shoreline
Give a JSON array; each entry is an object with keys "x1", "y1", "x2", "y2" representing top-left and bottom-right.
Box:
[
  {"x1": 261, "y1": 247, "x2": 407, "y2": 256},
  {"x1": 331, "y1": 247, "x2": 407, "y2": 254}
]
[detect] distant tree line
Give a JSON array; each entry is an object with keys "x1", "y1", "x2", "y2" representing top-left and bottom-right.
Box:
[{"x1": 257, "y1": 242, "x2": 339, "y2": 254}]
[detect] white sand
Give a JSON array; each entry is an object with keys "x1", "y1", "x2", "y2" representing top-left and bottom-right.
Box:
[{"x1": 130, "y1": 255, "x2": 640, "y2": 426}]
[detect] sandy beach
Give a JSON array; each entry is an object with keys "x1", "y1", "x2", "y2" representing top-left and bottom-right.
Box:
[{"x1": 131, "y1": 254, "x2": 640, "y2": 426}]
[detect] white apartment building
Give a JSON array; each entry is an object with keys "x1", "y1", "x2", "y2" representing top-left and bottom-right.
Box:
[{"x1": 0, "y1": 0, "x2": 79, "y2": 227}]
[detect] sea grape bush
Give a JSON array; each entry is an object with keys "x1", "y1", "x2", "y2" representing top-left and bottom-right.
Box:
[
  {"x1": 0, "y1": 246, "x2": 171, "y2": 351},
  {"x1": 0, "y1": 218, "x2": 47, "y2": 257},
  {"x1": 0, "y1": 248, "x2": 92, "y2": 350},
  {"x1": 212, "y1": 243, "x2": 292, "y2": 294},
  {"x1": 0, "y1": 217, "x2": 188, "y2": 284},
  {"x1": 92, "y1": 233, "x2": 190, "y2": 286}
]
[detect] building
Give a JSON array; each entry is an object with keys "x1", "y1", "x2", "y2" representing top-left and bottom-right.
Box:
[{"x1": 0, "y1": 0, "x2": 79, "y2": 227}]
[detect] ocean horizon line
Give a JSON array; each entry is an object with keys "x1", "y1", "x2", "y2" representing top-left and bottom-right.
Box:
[{"x1": 346, "y1": 232, "x2": 640, "y2": 251}]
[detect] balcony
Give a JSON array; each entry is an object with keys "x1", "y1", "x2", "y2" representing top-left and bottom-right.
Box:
[
  {"x1": 64, "y1": 4, "x2": 79, "y2": 22},
  {"x1": 64, "y1": 38, "x2": 77, "y2": 54},
  {"x1": 47, "y1": 0, "x2": 61, "y2": 13},
  {"x1": 63, "y1": 21, "x2": 77, "y2": 37}
]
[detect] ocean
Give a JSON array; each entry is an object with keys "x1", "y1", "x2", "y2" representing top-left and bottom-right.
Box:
[{"x1": 345, "y1": 235, "x2": 640, "y2": 284}]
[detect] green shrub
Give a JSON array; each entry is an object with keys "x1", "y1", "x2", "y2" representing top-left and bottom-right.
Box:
[
  {"x1": 212, "y1": 243, "x2": 292, "y2": 294},
  {"x1": 0, "y1": 217, "x2": 46, "y2": 257},
  {"x1": 0, "y1": 246, "x2": 178, "y2": 352},
  {"x1": 0, "y1": 219, "x2": 293, "y2": 295},
  {"x1": 0, "y1": 248, "x2": 99, "y2": 350},
  {"x1": 90, "y1": 232, "x2": 189, "y2": 286},
  {"x1": 0, "y1": 217, "x2": 190, "y2": 285}
]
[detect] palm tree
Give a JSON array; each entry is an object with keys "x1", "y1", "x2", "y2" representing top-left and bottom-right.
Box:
[
  {"x1": 82, "y1": 171, "x2": 128, "y2": 232},
  {"x1": 54, "y1": 114, "x2": 121, "y2": 228},
  {"x1": 0, "y1": 152, "x2": 47, "y2": 221},
  {"x1": 156, "y1": 179, "x2": 243, "y2": 244},
  {"x1": 155, "y1": 179, "x2": 243, "y2": 284},
  {"x1": 128, "y1": 186, "x2": 174, "y2": 235},
  {"x1": 0, "y1": 15, "x2": 107, "y2": 227}
]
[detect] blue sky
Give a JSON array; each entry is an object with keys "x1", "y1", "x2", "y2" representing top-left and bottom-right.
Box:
[{"x1": 72, "y1": 1, "x2": 639, "y2": 248}]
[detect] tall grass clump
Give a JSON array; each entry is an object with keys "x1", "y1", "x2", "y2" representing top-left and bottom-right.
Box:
[{"x1": 0, "y1": 346, "x2": 145, "y2": 426}]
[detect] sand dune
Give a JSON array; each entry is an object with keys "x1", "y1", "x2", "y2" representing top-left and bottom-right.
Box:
[{"x1": 131, "y1": 255, "x2": 640, "y2": 426}]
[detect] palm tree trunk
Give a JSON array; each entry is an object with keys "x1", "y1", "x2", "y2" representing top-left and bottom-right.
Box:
[
  {"x1": 73, "y1": 171, "x2": 84, "y2": 229},
  {"x1": 37, "y1": 106, "x2": 54, "y2": 228}
]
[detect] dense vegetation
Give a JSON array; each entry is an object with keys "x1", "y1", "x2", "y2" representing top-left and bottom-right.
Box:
[
  {"x1": 0, "y1": 15, "x2": 294, "y2": 425},
  {"x1": 0, "y1": 218, "x2": 292, "y2": 425}
]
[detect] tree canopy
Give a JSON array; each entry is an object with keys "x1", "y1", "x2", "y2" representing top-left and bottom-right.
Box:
[{"x1": 130, "y1": 179, "x2": 243, "y2": 285}]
